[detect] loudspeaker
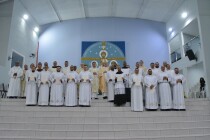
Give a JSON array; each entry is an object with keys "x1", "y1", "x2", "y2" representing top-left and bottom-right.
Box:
[{"x1": 186, "y1": 49, "x2": 197, "y2": 61}]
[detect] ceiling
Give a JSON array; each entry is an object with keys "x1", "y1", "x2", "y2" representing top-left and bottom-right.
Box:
[
  {"x1": 19, "y1": 0, "x2": 185, "y2": 25},
  {"x1": 0, "y1": 0, "x2": 13, "y2": 17}
]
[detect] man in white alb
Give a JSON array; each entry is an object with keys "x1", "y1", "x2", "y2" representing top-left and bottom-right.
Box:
[
  {"x1": 144, "y1": 69, "x2": 158, "y2": 110},
  {"x1": 130, "y1": 68, "x2": 144, "y2": 112},
  {"x1": 171, "y1": 68, "x2": 186, "y2": 111},
  {"x1": 38, "y1": 65, "x2": 51, "y2": 106},
  {"x1": 158, "y1": 66, "x2": 172, "y2": 110},
  {"x1": 50, "y1": 61, "x2": 58, "y2": 73},
  {"x1": 50, "y1": 66, "x2": 65, "y2": 106},
  {"x1": 79, "y1": 65, "x2": 93, "y2": 106},
  {"x1": 62, "y1": 61, "x2": 70, "y2": 75},
  {"x1": 65, "y1": 65, "x2": 79, "y2": 106},
  {"x1": 106, "y1": 66, "x2": 115, "y2": 102},
  {"x1": 7, "y1": 62, "x2": 23, "y2": 98},
  {"x1": 25, "y1": 65, "x2": 39, "y2": 105}
]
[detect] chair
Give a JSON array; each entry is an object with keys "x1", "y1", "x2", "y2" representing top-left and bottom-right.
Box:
[
  {"x1": 0, "y1": 83, "x2": 8, "y2": 98},
  {"x1": 200, "y1": 87, "x2": 206, "y2": 98},
  {"x1": 0, "y1": 84, "x2": 3, "y2": 98}
]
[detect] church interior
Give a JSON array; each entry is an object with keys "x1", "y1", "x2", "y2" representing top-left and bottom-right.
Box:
[{"x1": 0, "y1": 0, "x2": 210, "y2": 140}]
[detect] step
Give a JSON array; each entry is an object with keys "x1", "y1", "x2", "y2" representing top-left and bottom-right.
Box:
[
  {"x1": 0, "y1": 135, "x2": 209, "y2": 140},
  {"x1": 0, "y1": 127, "x2": 209, "y2": 136},
  {"x1": 0, "y1": 129, "x2": 210, "y2": 139},
  {"x1": 1, "y1": 110, "x2": 210, "y2": 119},
  {"x1": 1, "y1": 106, "x2": 209, "y2": 113},
  {"x1": 0, "y1": 114, "x2": 209, "y2": 123},
  {"x1": 1, "y1": 120, "x2": 210, "y2": 129}
]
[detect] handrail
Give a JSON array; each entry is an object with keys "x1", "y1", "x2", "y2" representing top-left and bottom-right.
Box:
[{"x1": 184, "y1": 35, "x2": 200, "y2": 47}]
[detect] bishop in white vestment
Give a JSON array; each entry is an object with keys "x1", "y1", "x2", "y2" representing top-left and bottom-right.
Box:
[
  {"x1": 20, "y1": 64, "x2": 28, "y2": 98},
  {"x1": 38, "y1": 66, "x2": 51, "y2": 106},
  {"x1": 158, "y1": 66, "x2": 172, "y2": 110},
  {"x1": 89, "y1": 61, "x2": 99, "y2": 99},
  {"x1": 50, "y1": 66, "x2": 65, "y2": 106},
  {"x1": 130, "y1": 68, "x2": 144, "y2": 112},
  {"x1": 65, "y1": 65, "x2": 79, "y2": 106},
  {"x1": 171, "y1": 68, "x2": 186, "y2": 110},
  {"x1": 25, "y1": 66, "x2": 39, "y2": 105},
  {"x1": 144, "y1": 69, "x2": 158, "y2": 110},
  {"x1": 79, "y1": 65, "x2": 93, "y2": 106},
  {"x1": 7, "y1": 62, "x2": 23, "y2": 98}
]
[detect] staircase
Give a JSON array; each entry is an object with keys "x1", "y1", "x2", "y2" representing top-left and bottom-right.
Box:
[{"x1": 0, "y1": 97, "x2": 210, "y2": 140}]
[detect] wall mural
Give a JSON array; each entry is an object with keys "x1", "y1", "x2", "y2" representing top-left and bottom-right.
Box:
[{"x1": 81, "y1": 41, "x2": 125, "y2": 67}]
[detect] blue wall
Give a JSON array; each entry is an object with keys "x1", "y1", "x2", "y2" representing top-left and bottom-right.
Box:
[{"x1": 38, "y1": 17, "x2": 168, "y2": 68}]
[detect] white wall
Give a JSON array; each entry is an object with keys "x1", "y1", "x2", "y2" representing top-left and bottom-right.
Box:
[
  {"x1": 0, "y1": 0, "x2": 39, "y2": 84},
  {"x1": 39, "y1": 18, "x2": 169, "y2": 68},
  {"x1": 197, "y1": 0, "x2": 210, "y2": 97},
  {"x1": 0, "y1": 1, "x2": 13, "y2": 84},
  {"x1": 166, "y1": 0, "x2": 205, "y2": 96},
  {"x1": 0, "y1": 0, "x2": 13, "y2": 66},
  {"x1": 187, "y1": 62, "x2": 204, "y2": 89},
  {"x1": 0, "y1": 17, "x2": 11, "y2": 66}
]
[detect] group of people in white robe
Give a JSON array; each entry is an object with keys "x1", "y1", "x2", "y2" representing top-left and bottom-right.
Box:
[{"x1": 7, "y1": 60, "x2": 186, "y2": 112}]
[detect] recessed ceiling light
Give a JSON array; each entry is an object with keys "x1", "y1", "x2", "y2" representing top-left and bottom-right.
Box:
[
  {"x1": 169, "y1": 28, "x2": 173, "y2": 32},
  {"x1": 34, "y1": 27, "x2": 39, "y2": 32},
  {"x1": 23, "y1": 14, "x2": 29, "y2": 20},
  {"x1": 181, "y1": 12, "x2": 188, "y2": 18}
]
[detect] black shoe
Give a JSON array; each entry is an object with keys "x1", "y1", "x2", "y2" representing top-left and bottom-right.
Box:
[
  {"x1": 147, "y1": 109, "x2": 157, "y2": 111},
  {"x1": 94, "y1": 98, "x2": 98, "y2": 99},
  {"x1": 103, "y1": 96, "x2": 107, "y2": 99}
]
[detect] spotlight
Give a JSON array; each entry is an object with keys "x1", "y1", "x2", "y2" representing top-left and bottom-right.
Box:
[
  {"x1": 33, "y1": 31, "x2": 37, "y2": 37},
  {"x1": 168, "y1": 28, "x2": 173, "y2": 32},
  {"x1": 185, "y1": 19, "x2": 191, "y2": 26},
  {"x1": 171, "y1": 31, "x2": 175, "y2": 36},
  {"x1": 23, "y1": 14, "x2": 29, "y2": 20},
  {"x1": 34, "y1": 27, "x2": 39, "y2": 32},
  {"x1": 181, "y1": 12, "x2": 188, "y2": 19}
]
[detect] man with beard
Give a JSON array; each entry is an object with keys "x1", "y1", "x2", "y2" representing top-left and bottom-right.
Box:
[
  {"x1": 25, "y1": 65, "x2": 39, "y2": 105},
  {"x1": 79, "y1": 65, "x2": 93, "y2": 106},
  {"x1": 7, "y1": 62, "x2": 23, "y2": 98},
  {"x1": 50, "y1": 66, "x2": 65, "y2": 106},
  {"x1": 38, "y1": 65, "x2": 51, "y2": 106},
  {"x1": 65, "y1": 65, "x2": 79, "y2": 106}
]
